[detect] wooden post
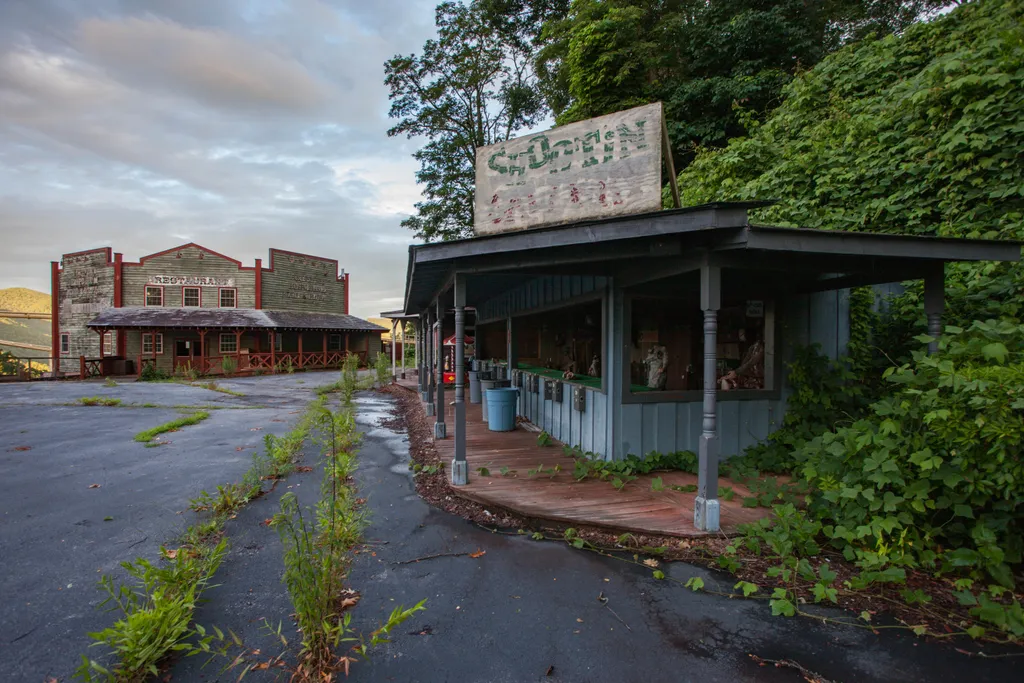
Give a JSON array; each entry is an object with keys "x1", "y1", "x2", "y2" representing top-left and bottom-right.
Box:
[
  {"x1": 79, "y1": 355, "x2": 85, "y2": 378},
  {"x1": 198, "y1": 329, "x2": 207, "y2": 374},
  {"x1": 661, "y1": 112, "x2": 681, "y2": 209},
  {"x1": 270, "y1": 330, "x2": 276, "y2": 372},
  {"x1": 695, "y1": 259, "x2": 721, "y2": 532},
  {"x1": 298, "y1": 331, "x2": 304, "y2": 368},
  {"x1": 391, "y1": 319, "x2": 397, "y2": 382},
  {"x1": 452, "y1": 276, "x2": 467, "y2": 484},
  {"x1": 97, "y1": 329, "x2": 105, "y2": 362},
  {"x1": 322, "y1": 332, "x2": 327, "y2": 368},
  {"x1": 435, "y1": 298, "x2": 446, "y2": 438},
  {"x1": 924, "y1": 265, "x2": 945, "y2": 355},
  {"x1": 425, "y1": 310, "x2": 435, "y2": 415},
  {"x1": 234, "y1": 330, "x2": 242, "y2": 374}
]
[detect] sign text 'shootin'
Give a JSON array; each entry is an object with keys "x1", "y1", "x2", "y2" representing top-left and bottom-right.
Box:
[
  {"x1": 474, "y1": 102, "x2": 663, "y2": 234},
  {"x1": 147, "y1": 275, "x2": 235, "y2": 287}
]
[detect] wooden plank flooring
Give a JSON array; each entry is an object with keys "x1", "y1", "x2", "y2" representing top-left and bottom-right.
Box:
[{"x1": 395, "y1": 378, "x2": 772, "y2": 537}]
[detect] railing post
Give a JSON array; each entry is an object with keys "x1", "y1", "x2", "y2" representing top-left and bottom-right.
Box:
[{"x1": 79, "y1": 356, "x2": 85, "y2": 378}]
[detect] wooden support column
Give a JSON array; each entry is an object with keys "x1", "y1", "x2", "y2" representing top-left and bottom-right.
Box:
[
  {"x1": 270, "y1": 330, "x2": 276, "y2": 371},
  {"x1": 198, "y1": 329, "x2": 207, "y2": 374},
  {"x1": 924, "y1": 265, "x2": 945, "y2": 355},
  {"x1": 298, "y1": 331, "x2": 304, "y2": 368},
  {"x1": 234, "y1": 330, "x2": 242, "y2": 373},
  {"x1": 391, "y1": 319, "x2": 397, "y2": 382},
  {"x1": 452, "y1": 275, "x2": 468, "y2": 484},
  {"x1": 695, "y1": 260, "x2": 721, "y2": 532},
  {"x1": 322, "y1": 332, "x2": 327, "y2": 368},
  {"x1": 97, "y1": 328, "x2": 105, "y2": 359},
  {"x1": 417, "y1": 315, "x2": 425, "y2": 396},
  {"x1": 425, "y1": 310, "x2": 435, "y2": 415},
  {"x1": 434, "y1": 298, "x2": 446, "y2": 439}
]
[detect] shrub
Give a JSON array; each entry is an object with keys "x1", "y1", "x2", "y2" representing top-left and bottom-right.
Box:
[
  {"x1": 374, "y1": 352, "x2": 391, "y2": 386},
  {"x1": 220, "y1": 356, "x2": 237, "y2": 377},
  {"x1": 139, "y1": 363, "x2": 170, "y2": 382},
  {"x1": 799, "y1": 322, "x2": 1024, "y2": 587}
]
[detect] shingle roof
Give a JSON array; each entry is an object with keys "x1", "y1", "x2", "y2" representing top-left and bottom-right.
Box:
[{"x1": 86, "y1": 307, "x2": 386, "y2": 332}]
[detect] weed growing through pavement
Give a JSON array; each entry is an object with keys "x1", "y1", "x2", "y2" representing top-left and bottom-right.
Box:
[
  {"x1": 103, "y1": 377, "x2": 118, "y2": 388},
  {"x1": 80, "y1": 396, "x2": 122, "y2": 407},
  {"x1": 374, "y1": 352, "x2": 391, "y2": 387},
  {"x1": 134, "y1": 411, "x2": 210, "y2": 442}
]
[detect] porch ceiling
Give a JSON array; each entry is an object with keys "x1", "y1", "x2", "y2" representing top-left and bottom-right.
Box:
[{"x1": 404, "y1": 204, "x2": 1021, "y2": 312}]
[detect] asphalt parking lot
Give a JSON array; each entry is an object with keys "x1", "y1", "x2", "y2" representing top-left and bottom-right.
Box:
[{"x1": 0, "y1": 373, "x2": 340, "y2": 681}]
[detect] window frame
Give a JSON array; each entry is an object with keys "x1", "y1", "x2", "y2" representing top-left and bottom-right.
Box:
[
  {"x1": 275, "y1": 332, "x2": 283, "y2": 352},
  {"x1": 142, "y1": 333, "x2": 164, "y2": 355},
  {"x1": 621, "y1": 294, "x2": 779, "y2": 404},
  {"x1": 327, "y1": 334, "x2": 342, "y2": 351},
  {"x1": 182, "y1": 286, "x2": 201, "y2": 308},
  {"x1": 219, "y1": 333, "x2": 238, "y2": 354},
  {"x1": 102, "y1": 331, "x2": 115, "y2": 356},
  {"x1": 60, "y1": 333, "x2": 70, "y2": 354},
  {"x1": 144, "y1": 285, "x2": 164, "y2": 307},
  {"x1": 218, "y1": 287, "x2": 237, "y2": 309}
]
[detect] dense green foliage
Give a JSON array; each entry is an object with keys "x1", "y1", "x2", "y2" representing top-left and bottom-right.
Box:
[{"x1": 537, "y1": 0, "x2": 944, "y2": 167}]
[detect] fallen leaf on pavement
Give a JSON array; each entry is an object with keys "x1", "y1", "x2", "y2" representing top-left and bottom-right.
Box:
[
  {"x1": 11, "y1": 446, "x2": 31, "y2": 452},
  {"x1": 546, "y1": 665, "x2": 554, "y2": 676},
  {"x1": 163, "y1": 549, "x2": 178, "y2": 559},
  {"x1": 88, "y1": 484, "x2": 101, "y2": 489},
  {"x1": 643, "y1": 558, "x2": 659, "y2": 568},
  {"x1": 295, "y1": 466, "x2": 313, "y2": 472},
  {"x1": 469, "y1": 549, "x2": 486, "y2": 558}
]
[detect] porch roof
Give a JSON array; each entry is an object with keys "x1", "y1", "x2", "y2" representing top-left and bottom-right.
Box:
[
  {"x1": 403, "y1": 202, "x2": 1021, "y2": 312},
  {"x1": 86, "y1": 307, "x2": 387, "y2": 332}
]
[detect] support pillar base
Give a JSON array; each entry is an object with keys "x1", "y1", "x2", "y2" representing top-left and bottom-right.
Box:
[
  {"x1": 434, "y1": 421, "x2": 447, "y2": 439},
  {"x1": 451, "y1": 458, "x2": 468, "y2": 486},
  {"x1": 694, "y1": 496, "x2": 720, "y2": 532},
  {"x1": 425, "y1": 404, "x2": 434, "y2": 417}
]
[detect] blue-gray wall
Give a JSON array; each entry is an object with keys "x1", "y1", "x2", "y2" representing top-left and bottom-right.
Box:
[{"x1": 476, "y1": 275, "x2": 857, "y2": 461}]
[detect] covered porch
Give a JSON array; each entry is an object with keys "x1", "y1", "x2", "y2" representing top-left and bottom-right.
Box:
[
  {"x1": 403, "y1": 202, "x2": 1019, "y2": 533},
  {"x1": 86, "y1": 308, "x2": 385, "y2": 377}
]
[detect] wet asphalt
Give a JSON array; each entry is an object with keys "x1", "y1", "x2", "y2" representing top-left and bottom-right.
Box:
[{"x1": 1, "y1": 379, "x2": 1020, "y2": 682}]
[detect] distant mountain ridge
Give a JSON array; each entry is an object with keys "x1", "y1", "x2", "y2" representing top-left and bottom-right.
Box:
[{"x1": 0, "y1": 288, "x2": 50, "y2": 313}]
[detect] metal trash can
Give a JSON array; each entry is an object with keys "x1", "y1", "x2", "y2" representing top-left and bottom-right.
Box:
[
  {"x1": 486, "y1": 387, "x2": 519, "y2": 431},
  {"x1": 480, "y1": 378, "x2": 511, "y2": 422},
  {"x1": 469, "y1": 370, "x2": 482, "y2": 404}
]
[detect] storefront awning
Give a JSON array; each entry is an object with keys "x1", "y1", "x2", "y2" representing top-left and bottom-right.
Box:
[{"x1": 87, "y1": 307, "x2": 386, "y2": 332}]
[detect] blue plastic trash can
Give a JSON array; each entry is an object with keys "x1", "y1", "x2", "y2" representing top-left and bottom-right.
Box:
[
  {"x1": 468, "y1": 371, "x2": 482, "y2": 404},
  {"x1": 481, "y1": 378, "x2": 511, "y2": 422},
  {"x1": 486, "y1": 387, "x2": 519, "y2": 431}
]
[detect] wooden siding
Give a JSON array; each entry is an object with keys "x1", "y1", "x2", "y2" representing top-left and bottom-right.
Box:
[
  {"x1": 57, "y1": 249, "x2": 114, "y2": 366},
  {"x1": 261, "y1": 249, "x2": 346, "y2": 314},
  {"x1": 476, "y1": 275, "x2": 608, "y2": 324},
  {"x1": 516, "y1": 371, "x2": 608, "y2": 458},
  {"x1": 122, "y1": 245, "x2": 257, "y2": 309}
]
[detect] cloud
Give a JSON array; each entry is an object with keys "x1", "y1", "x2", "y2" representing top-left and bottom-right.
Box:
[{"x1": 0, "y1": 0, "x2": 439, "y2": 319}]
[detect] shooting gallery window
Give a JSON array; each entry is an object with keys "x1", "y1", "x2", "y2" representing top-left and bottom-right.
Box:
[
  {"x1": 219, "y1": 333, "x2": 238, "y2": 354},
  {"x1": 219, "y1": 288, "x2": 236, "y2": 308},
  {"x1": 629, "y1": 297, "x2": 773, "y2": 395},
  {"x1": 102, "y1": 331, "x2": 114, "y2": 356},
  {"x1": 328, "y1": 334, "x2": 342, "y2": 351},
  {"x1": 182, "y1": 287, "x2": 201, "y2": 307},
  {"x1": 142, "y1": 333, "x2": 164, "y2": 354},
  {"x1": 60, "y1": 333, "x2": 69, "y2": 354},
  {"x1": 145, "y1": 286, "x2": 164, "y2": 307}
]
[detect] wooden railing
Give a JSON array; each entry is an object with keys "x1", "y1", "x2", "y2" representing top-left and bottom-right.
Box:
[{"x1": 80, "y1": 356, "x2": 103, "y2": 379}]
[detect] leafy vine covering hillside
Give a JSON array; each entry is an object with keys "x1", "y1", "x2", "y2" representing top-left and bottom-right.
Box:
[{"x1": 673, "y1": 0, "x2": 1024, "y2": 635}]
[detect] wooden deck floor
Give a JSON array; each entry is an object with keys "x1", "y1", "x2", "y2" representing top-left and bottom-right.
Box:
[{"x1": 396, "y1": 378, "x2": 771, "y2": 537}]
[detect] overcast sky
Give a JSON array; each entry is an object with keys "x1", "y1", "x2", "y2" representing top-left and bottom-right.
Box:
[{"x1": 0, "y1": 0, "x2": 439, "y2": 319}]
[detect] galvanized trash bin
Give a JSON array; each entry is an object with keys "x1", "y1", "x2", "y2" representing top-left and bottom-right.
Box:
[
  {"x1": 468, "y1": 370, "x2": 482, "y2": 404},
  {"x1": 486, "y1": 387, "x2": 519, "y2": 431},
  {"x1": 480, "y1": 378, "x2": 511, "y2": 422}
]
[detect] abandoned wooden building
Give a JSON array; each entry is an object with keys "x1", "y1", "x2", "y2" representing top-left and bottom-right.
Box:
[
  {"x1": 51, "y1": 244, "x2": 385, "y2": 377},
  {"x1": 402, "y1": 201, "x2": 1021, "y2": 531}
]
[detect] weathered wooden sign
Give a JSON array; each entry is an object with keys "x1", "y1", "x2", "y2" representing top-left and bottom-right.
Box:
[
  {"x1": 147, "y1": 275, "x2": 235, "y2": 287},
  {"x1": 474, "y1": 102, "x2": 664, "y2": 234}
]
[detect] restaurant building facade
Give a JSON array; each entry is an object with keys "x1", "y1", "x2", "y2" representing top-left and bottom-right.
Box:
[{"x1": 51, "y1": 243, "x2": 384, "y2": 377}]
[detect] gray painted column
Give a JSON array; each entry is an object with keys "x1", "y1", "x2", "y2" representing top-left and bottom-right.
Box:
[
  {"x1": 425, "y1": 310, "x2": 435, "y2": 415},
  {"x1": 924, "y1": 265, "x2": 945, "y2": 355},
  {"x1": 605, "y1": 281, "x2": 623, "y2": 462},
  {"x1": 390, "y1": 319, "x2": 397, "y2": 382},
  {"x1": 435, "y1": 298, "x2": 447, "y2": 439},
  {"x1": 695, "y1": 261, "x2": 721, "y2": 532},
  {"x1": 452, "y1": 274, "x2": 468, "y2": 484}
]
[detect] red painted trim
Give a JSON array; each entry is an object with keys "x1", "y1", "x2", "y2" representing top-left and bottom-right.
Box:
[
  {"x1": 345, "y1": 272, "x2": 350, "y2": 314},
  {"x1": 181, "y1": 285, "x2": 202, "y2": 308},
  {"x1": 113, "y1": 253, "x2": 123, "y2": 307},
  {"x1": 142, "y1": 333, "x2": 165, "y2": 355},
  {"x1": 51, "y1": 261, "x2": 60, "y2": 372},
  {"x1": 123, "y1": 242, "x2": 246, "y2": 268},
  {"x1": 254, "y1": 258, "x2": 262, "y2": 309},
  {"x1": 144, "y1": 285, "x2": 164, "y2": 307},
  {"x1": 217, "y1": 286, "x2": 237, "y2": 308}
]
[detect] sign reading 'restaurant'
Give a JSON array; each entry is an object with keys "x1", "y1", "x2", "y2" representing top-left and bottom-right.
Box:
[
  {"x1": 147, "y1": 275, "x2": 235, "y2": 287},
  {"x1": 474, "y1": 102, "x2": 663, "y2": 235}
]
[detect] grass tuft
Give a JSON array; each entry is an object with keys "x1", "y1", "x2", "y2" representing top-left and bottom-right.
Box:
[
  {"x1": 134, "y1": 411, "x2": 210, "y2": 443},
  {"x1": 80, "y1": 396, "x2": 122, "y2": 407}
]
